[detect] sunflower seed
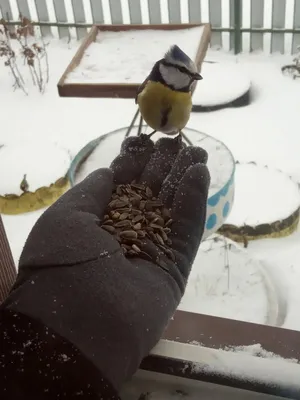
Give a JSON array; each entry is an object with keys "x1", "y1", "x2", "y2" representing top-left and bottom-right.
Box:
[
  {"x1": 112, "y1": 212, "x2": 121, "y2": 220},
  {"x1": 156, "y1": 233, "x2": 165, "y2": 246},
  {"x1": 114, "y1": 199, "x2": 129, "y2": 208},
  {"x1": 161, "y1": 230, "x2": 168, "y2": 242},
  {"x1": 132, "y1": 208, "x2": 142, "y2": 215},
  {"x1": 137, "y1": 230, "x2": 146, "y2": 238},
  {"x1": 119, "y1": 212, "x2": 129, "y2": 221},
  {"x1": 132, "y1": 244, "x2": 141, "y2": 253},
  {"x1": 131, "y1": 183, "x2": 145, "y2": 191},
  {"x1": 120, "y1": 230, "x2": 138, "y2": 240},
  {"x1": 102, "y1": 225, "x2": 116, "y2": 234},
  {"x1": 139, "y1": 201, "x2": 146, "y2": 210},
  {"x1": 132, "y1": 214, "x2": 143, "y2": 224},
  {"x1": 103, "y1": 219, "x2": 114, "y2": 225},
  {"x1": 165, "y1": 219, "x2": 173, "y2": 227},
  {"x1": 115, "y1": 220, "x2": 131, "y2": 228},
  {"x1": 133, "y1": 222, "x2": 142, "y2": 230},
  {"x1": 150, "y1": 223, "x2": 164, "y2": 230},
  {"x1": 148, "y1": 231, "x2": 157, "y2": 242}
]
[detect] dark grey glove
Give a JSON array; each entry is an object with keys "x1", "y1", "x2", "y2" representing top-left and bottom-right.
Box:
[{"x1": 3, "y1": 135, "x2": 210, "y2": 391}]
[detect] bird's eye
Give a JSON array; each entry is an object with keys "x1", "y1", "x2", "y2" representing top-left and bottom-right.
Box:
[{"x1": 177, "y1": 66, "x2": 188, "y2": 74}]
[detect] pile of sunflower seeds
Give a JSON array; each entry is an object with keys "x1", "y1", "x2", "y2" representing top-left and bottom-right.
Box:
[{"x1": 101, "y1": 181, "x2": 175, "y2": 262}]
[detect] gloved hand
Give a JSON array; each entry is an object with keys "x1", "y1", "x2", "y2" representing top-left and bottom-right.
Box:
[{"x1": 2, "y1": 135, "x2": 210, "y2": 396}]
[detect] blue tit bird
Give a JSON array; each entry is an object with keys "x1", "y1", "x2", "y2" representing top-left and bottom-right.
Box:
[{"x1": 135, "y1": 44, "x2": 202, "y2": 140}]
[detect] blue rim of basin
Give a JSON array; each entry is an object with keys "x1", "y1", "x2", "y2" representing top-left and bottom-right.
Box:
[{"x1": 67, "y1": 126, "x2": 236, "y2": 209}]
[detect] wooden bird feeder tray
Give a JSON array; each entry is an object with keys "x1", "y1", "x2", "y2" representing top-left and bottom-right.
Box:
[{"x1": 57, "y1": 23, "x2": 211, "y2": 99}]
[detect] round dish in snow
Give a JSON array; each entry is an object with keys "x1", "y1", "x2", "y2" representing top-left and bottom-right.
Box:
[
  {"x1": 179, "y1": 235, "x2": 283, "y2": 326},
  {"x1": 68, "y1": 126, "x2": 235, "y2": 240},
  {"x1": 0, "y1": 142, "x2": 71, "y2": 215},
  {"x1": 192, "y1": 62, "x2": 251, "y2": 112},
  {"x1": 219, "y1": 163, "x2": 300, "y2": 242}
]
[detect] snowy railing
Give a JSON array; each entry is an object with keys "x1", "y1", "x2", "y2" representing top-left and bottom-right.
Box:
[{"x1": 1, "y1": 0, "x2": 300, "y2": 54}]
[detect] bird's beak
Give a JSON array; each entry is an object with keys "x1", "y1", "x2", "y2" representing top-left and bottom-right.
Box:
[{"x1": 193, "y1": 73, "x2": 203, "y2": 80}]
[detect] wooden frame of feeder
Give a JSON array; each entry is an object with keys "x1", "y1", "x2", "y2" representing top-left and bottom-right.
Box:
[
  {"x1": 1, "y1": 217, "x2": 300, "y2": 398},
  {"x1": 57, "y1": 23, "x2": 211, "y2": 99}
]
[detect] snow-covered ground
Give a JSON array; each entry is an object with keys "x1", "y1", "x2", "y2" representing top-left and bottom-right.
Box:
[{"x1": 1, "y1": 36, "x2": 300, "y2": 333}]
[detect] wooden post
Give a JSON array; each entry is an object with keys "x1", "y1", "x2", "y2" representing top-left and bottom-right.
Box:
[{"x1": 0, "y1": 214, "x2": 16, "y2": 303}]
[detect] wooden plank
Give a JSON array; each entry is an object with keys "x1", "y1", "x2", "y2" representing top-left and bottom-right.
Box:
[
  {"x1": 71, "y1": 0, "x2": 87, "y2": 39},
  {"x1": 89, "y1": 0, "x2": 104, "y2": 23},
  {"x1": 58, "y1": 24, "x2": 98, "y2": 94},
  {"x1": 188, "y1": 0, "x2": 201, "y2": 23},
  {"x1": 0, "y1": 215, "x2": 16, "y2": 304},
  {"x1": 271, "y1": 0, "x2": 286, "y2": 54},
  {"x1": 34, "y1": 0, "x2": 51, "y2": 37},
  {"x1": 209, "y1": 0, "x2": 222, "y2": 48},
  {"x1": 168, "y1": 0, "x2": 181, "y2": 23},
  {"x1": 250, "y1": 0, "x2": 264, "y2": 52},
  {"x1": 164, "y1": 309, "x2": 300, "y2": 361},
  {"x1": 128, "y1": 0, "x2": 142, "y2": 23},
  {"x1": 0, "y1": 0, "x2": 13, "y2": 20},
  {"x1": 16, "y1": 0, "x2": 30, "y2": 18},
  {"x1": 293, "y1": 0, "x2": 300, "y2": 54},
  {"x1": 148, "y1": 0, "x2": 161, "y2": 23},
  {"x1": 53, "y1": 0, "x2": 69, "y2": 38},
  {"x1": 229, "y1": 0, "x2": 235, "y2": 51},
  {"x1": 58, "y1": 23, "x2": 211, "y2": 99},
  {"x1": 109, "y1": 0, "x2": 123, "y2": 23}
]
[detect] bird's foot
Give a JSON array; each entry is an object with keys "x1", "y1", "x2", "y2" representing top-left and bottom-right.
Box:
[
  {"x1": 180, "y1": 131, "x2": 193, "y2": 146},
  {"x1": 147, "y1": 130, "x2": 157, "y2": 138}
]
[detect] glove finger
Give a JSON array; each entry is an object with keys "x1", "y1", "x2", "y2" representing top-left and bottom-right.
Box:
[
  {"x1": 52, "y1": 168, "x2": 113, "y2": 219},
  {"x1": 138, "y1": 137, "x2": 186, "y2": 197},
  {"x1": 159, "y1": 146, "x2": 208, "y2": 209},
  {"x1": 110, "y1": 135, "x2": 154, "y2": 184},
  {"x1": 169, "y1": 163, "x2": 210, "y2": 277}
]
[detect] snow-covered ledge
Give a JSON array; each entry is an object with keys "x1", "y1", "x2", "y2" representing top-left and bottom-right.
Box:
[
  {"x1": 136, "y1": 311, "x2": 300, "y2": 398},
  {"x1": 145, "y1": 339, "x2": 300, "y2": 398}
]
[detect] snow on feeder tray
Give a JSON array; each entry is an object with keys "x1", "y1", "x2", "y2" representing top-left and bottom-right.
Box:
[
  {"x1": 192, "y1": 61, "x2": 251, "y2": 112},
  {"x1": 68, "y1": 127, "x2": 235, "y2": 241},
  {"x1": 219, "y1": 162, "x2": 300, "y2": 243},
  {"x1": 0, "y1": 142, "x2": 71, "y2": 215},
  {"x1": 58, "y1": 23, "x2": 211, "y2": 98}
]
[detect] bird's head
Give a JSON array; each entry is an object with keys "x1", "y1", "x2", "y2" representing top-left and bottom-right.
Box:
[{"x1": 159, "y1": 45, "x2": 202, "y2": 90}]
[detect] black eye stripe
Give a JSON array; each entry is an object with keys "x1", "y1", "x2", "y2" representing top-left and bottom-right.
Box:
[{"x1": 163, "y1": 61, "x2": 192, "y2": 76}]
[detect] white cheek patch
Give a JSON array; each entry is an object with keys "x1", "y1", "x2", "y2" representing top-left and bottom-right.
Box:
[{"x1": 159, "y1": 64, "x2": 191, "y2": 90}]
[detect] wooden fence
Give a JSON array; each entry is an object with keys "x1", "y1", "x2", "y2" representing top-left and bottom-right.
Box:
[{"x1": 0, "y1": 0, "x2": 300, "y2": 54}]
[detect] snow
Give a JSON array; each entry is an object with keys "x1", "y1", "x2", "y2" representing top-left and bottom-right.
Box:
[
  {"x1": 193, "y1": 61, "x2": 251, "y2": 106},
  {"x1": 2, "y1": 36, "x2": 300, "y2": 337},
  {"x1": 122, "y1": 367, "x2": 289, "y2": 399},
  {"x1": 227, "y1": 163, "x2": 300, "y2": 226},
  {"x1": 0, "y1": 141, "x2": 71, "y2": 196},
  {"x1": 74, "y1": 128, "x2": 234, "y2": 198},
  {"x1": 179, "y1": 236, "x2": 278, "y2": 325},
  {"x1": 65, "y1": 26, "x2": 204, "y2": 84},
  {"x1": 143, "y1": 340, "x2": 300, "y2": 398}
]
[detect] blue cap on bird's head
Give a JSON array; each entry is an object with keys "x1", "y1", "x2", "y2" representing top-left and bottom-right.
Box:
[
  {"x1": 164, "y1": 45, "x2": 193, "y2": 65},
  {"x1": 163, "y1": 44, "x2": 199, "y2": 76}
]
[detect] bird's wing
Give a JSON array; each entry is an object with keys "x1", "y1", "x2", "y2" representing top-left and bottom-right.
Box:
[{"x1": 135, "y1": 77, "x2": 149, "y2": 104}]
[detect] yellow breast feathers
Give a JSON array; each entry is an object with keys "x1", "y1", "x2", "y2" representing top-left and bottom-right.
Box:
[{"x1": 137, "y1": 81, "x2": 192, "y2": 133}]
